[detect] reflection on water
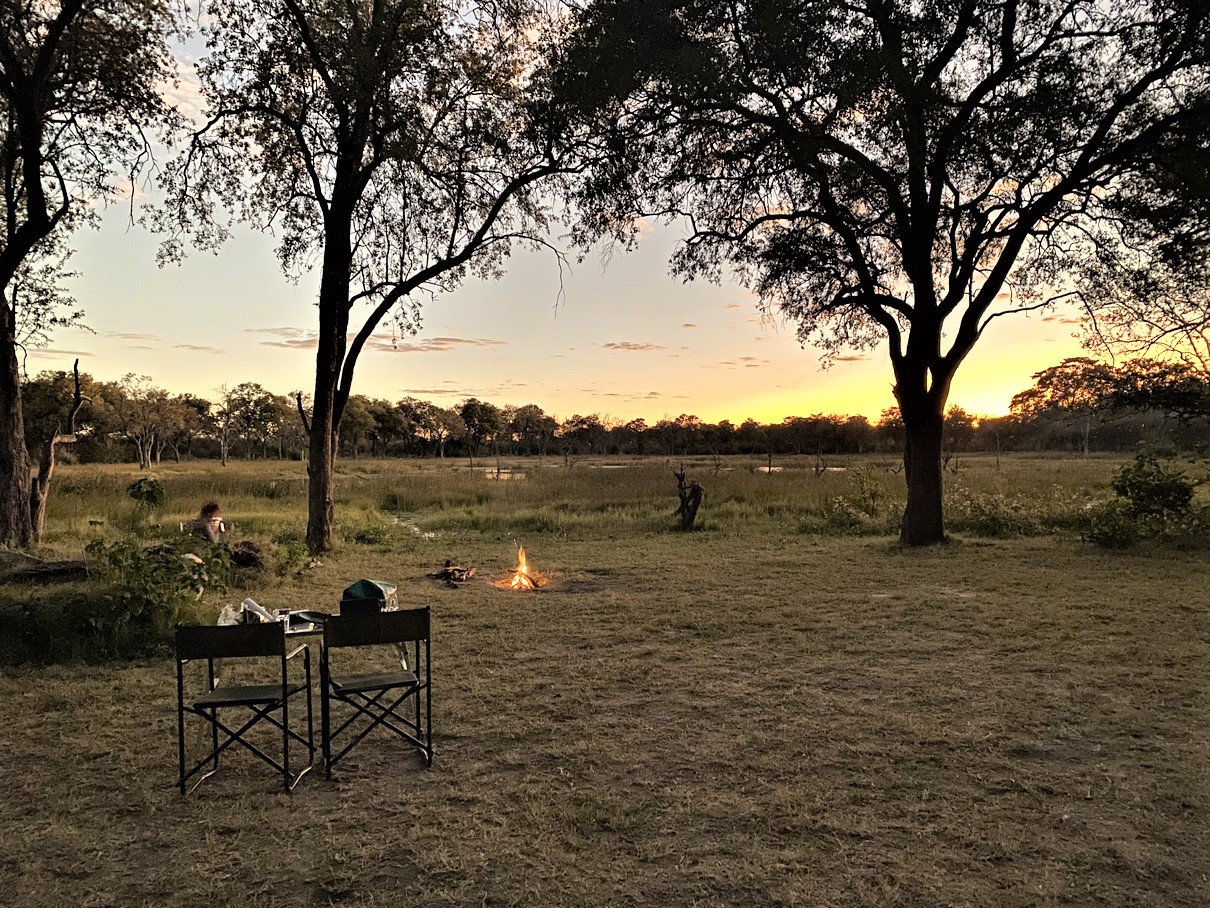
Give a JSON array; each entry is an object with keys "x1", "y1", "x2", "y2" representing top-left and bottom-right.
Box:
[{"x1": 484, "y1": 469, "x2": 525, "y2": 480}]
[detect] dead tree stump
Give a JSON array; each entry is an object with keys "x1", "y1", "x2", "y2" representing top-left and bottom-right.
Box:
[{"x1": 674, "y1": 466, "x2": 704, "y2": 530}]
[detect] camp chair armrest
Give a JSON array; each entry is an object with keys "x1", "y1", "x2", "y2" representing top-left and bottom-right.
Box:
[{"x1": 286, "y1": 645, "x2": 308, "y2": 661}]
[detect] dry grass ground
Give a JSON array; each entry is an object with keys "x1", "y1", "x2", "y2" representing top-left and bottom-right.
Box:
[{"x1": 2, "y1": 459, "x2": 1208, "y2": 906}]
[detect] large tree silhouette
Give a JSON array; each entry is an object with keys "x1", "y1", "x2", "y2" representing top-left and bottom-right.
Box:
[
  {"x1": 553, "y1": 0, "x2": 1210, "y2": 543},
  {"x1": 164, "y1": 0, "x2": 583, "y2": 553},
  {"x1": 0, "y1": 0, "x2": 176, "y2": 547}
]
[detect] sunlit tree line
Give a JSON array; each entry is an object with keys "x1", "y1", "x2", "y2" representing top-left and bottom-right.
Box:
[{"x1": 23, "y1": 357, "x2": 1210, "y2": 467}]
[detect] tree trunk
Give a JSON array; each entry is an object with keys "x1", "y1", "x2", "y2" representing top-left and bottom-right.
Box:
[
  {"x1": 28, "y1": 361, "x2": 85, "y2": 544},
  {"x1": 0, "y1": 294, "x2": 34, "y2": 549},
  {"x1": 306, "y1": 399, "x2": 336, "y2": 554},
  {"x1": 305, "y1": 205, "x2": 353, "y2": 555},
  {"x1": 29, "y1": 436, "x2": 69, "y2": 543},
  {"x1": 900, "y1": 406, "x2": 946, "y2": 545}
]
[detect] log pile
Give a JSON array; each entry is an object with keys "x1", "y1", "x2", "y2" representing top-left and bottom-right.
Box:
[{"x1": 428, "y1": 560, "x2": 476, "y2": 587}]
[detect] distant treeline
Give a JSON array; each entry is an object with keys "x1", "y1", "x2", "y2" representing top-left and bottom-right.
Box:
[{"x1": 22, "y1": 357, "x2": 1210, "y2": 466}]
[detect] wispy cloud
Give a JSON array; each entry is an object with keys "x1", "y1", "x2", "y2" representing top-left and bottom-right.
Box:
[
  {"x1": 633, "y1": 390, "x2": 688, "y2": 400},
  {"x1": 175, "y1": 343, "x2": 224, "y2": 354},
  {"x1": 723, "y1": 303, "x2": 743, "y2": 311},
  {"x1": 374, "y1": 336, "x2": 506, "y2": 353},
  {"x1": 601, "y1": 341, "x2": 669, "y2": 352},
  {"x1": 26, "y1": 348, "x2": 94, "y2": 358},
  {"x1": 397, "y1": 388, "x2": 463, "y2": 397},
  {"x1": 248, "y1": 327, "x2": 316, "y2": 350},
  {"x1": 397, "y1": 377, "x2": 530, "y2": 400},
  {"x1": 682, "y1": 323, "x2": 697, "y2": 329},
  {"x1": 579, "y1": 388, "x2": 689, "y2": 402},
  {"x1": 1042, "y1": 314, "x2": 1081, "y2": 326},
  {"x1": 109, "y1": 331, "x2": 161, "y2": 342},
  {"x1": 162, "y1": 59, "x2": 206, "y2": 123},
  {"x1": 249, "y1": 327, "x2": 506, "y2": 354},
  {"x1": 831, "y1": 354, "x2": 868, "y2": 363},
  {"x1": 720, "y1": 355, "x2": 772, "y2": 368}
]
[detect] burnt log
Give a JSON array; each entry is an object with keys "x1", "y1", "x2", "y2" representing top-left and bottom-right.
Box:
[
  {"x1": 0, "y1": 551, "x2": 88, "y2": 584},
  {"x1": 428, "y1": 560, "x2": 476, "y2": 586}
]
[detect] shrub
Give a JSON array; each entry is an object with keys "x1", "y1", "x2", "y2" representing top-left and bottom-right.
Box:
[
  {"x1": 817, "y1": 496, "x2": 895, "y2": 535},
  {"x1": 1084, "y1": 500, "x2": 1142, "y2": 549},
  {"x1": 126, "y1": 476, "x2": 166, "y2": 508},
  {"x1": 381, "y1": 491, "x2": 409, "y2": 511},
  {"x1": 1110, "y1": 454, "x2": 1194, "y2": 517},
  {"x1": 341, "y1": 517, "x2": 393, "y2": 546},
  {"x1": 847, "y1": 466, "x2": 887, "y2": 517},
  {"x1": 83, "y1": 538, "x2": 209, "y2": 651},
  {"x1": 272, "y1": 538, "x2": 309, "y2": 576},
  {"x1": 1086, "y1": 455, "x2": 1206, "y2": 549},
  {"x1": 945, "y1": 488, "x2": 1042, "y2": 538},
  {"x1": 1154, "y1": 507, "x2": 1210, "y2": 549}
]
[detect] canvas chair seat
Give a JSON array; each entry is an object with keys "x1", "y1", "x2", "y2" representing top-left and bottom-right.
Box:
[
  {"x1": 194, "y1": 681, "x2": 309, "y2": 709},
  {"x1": 329, "y1": 671, "x2": 416, "y2": 694}
]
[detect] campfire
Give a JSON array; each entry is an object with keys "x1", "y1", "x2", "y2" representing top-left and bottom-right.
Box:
[{"x1": 495, "y1": 545, "x2": 547, "y2": 590}]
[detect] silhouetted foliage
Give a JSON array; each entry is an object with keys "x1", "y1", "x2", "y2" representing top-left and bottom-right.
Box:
[
  {"x1": 161, "y1": 0, "x2": 586, "y2": 553},
  {"x1": 551, "y1": 0, "x2": 1210, "y2": 543},
  {"x1": 0, "y1": 0, "x2": 178, "y2": 547}
]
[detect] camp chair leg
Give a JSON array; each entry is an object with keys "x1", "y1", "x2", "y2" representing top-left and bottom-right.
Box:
[
  {"x1": 320, "y1": 652, "x2": 332, "y2": 779},
  {"x1": 211, "y1": 707, "x2": 220, "y2": 774},
  {"x1": 177, "y1": 666, "x2": 187, "y2": 795},
  {"x1": 282, "y1": 694, "x2": 290, "y2": 793}
]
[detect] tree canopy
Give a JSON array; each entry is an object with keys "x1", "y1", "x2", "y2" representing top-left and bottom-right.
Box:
[
  {"x1": 0, "y1": 0, "x2": 179, "y2": 546},
  {"x1": 163, "y1": 0, "x2": 588, "y2": 552},
  {"x1": 551, "y1": 0, "x2": 1210, "y2": 542}
]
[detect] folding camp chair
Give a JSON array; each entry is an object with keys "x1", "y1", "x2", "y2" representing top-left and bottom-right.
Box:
[
  {"x1": 320, "y1": 607, "x2": 432, "y2": 777},
  {"x1": 175, "y1": 622, "x2": 314, "y2": 794}
]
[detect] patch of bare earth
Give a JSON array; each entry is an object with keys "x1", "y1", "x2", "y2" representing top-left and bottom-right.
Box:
[{"x1": 1, "y1": 535, "x2": 1207, "y2": 906}]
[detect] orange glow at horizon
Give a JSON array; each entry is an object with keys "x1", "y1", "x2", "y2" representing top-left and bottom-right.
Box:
[{"x1": 679, "y1": 320, "x2": 1087, "y2": 426}]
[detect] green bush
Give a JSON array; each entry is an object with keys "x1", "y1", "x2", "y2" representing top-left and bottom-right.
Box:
[
  {"x1": 1084, "y1": 500, "x2": 1142, "y2": 549},
  {"x1": 1153, "y1": 507, "x2": 1210, "y2": 549},
  {"x1": 83, "y1": 538, "x2": 209, "y2": 650},
  {"x1": 1110, "y1": 454, "x2": 1194, "y2": 517},
  {"x1": 126, "y1": 476, "x2": 166, "y2": 508},
  {"x1": 946, "y1": 489, "x2": 1042, "y2": 538},
  {"x1": 341, "y1": 517, "x2": 393, "y2": 546},
  {"x1": 1085, "y1": 455, "x2": 1207, "y2": 549}
]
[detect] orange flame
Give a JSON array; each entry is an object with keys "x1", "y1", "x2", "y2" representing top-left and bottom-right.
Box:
[{"x1": 495, "y1": 545, "x2": 546, "y2": 590}]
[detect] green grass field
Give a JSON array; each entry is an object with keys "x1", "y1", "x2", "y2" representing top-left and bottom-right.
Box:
[{"x1": 1, "y1": 455, "x2": 1207, "y2": 906}]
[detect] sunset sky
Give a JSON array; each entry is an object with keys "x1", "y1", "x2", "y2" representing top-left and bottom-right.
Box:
[
  {"x1": 13, "y1": 25, "x2": 1098, "y2": 429},
  {"x1": 29, "y1": 203, "x2": 1087, "y2": 426}
]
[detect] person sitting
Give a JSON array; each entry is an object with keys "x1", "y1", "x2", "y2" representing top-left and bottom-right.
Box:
[{"x1": 187, "y1": 501, "x2": 227, "y2": 543}]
